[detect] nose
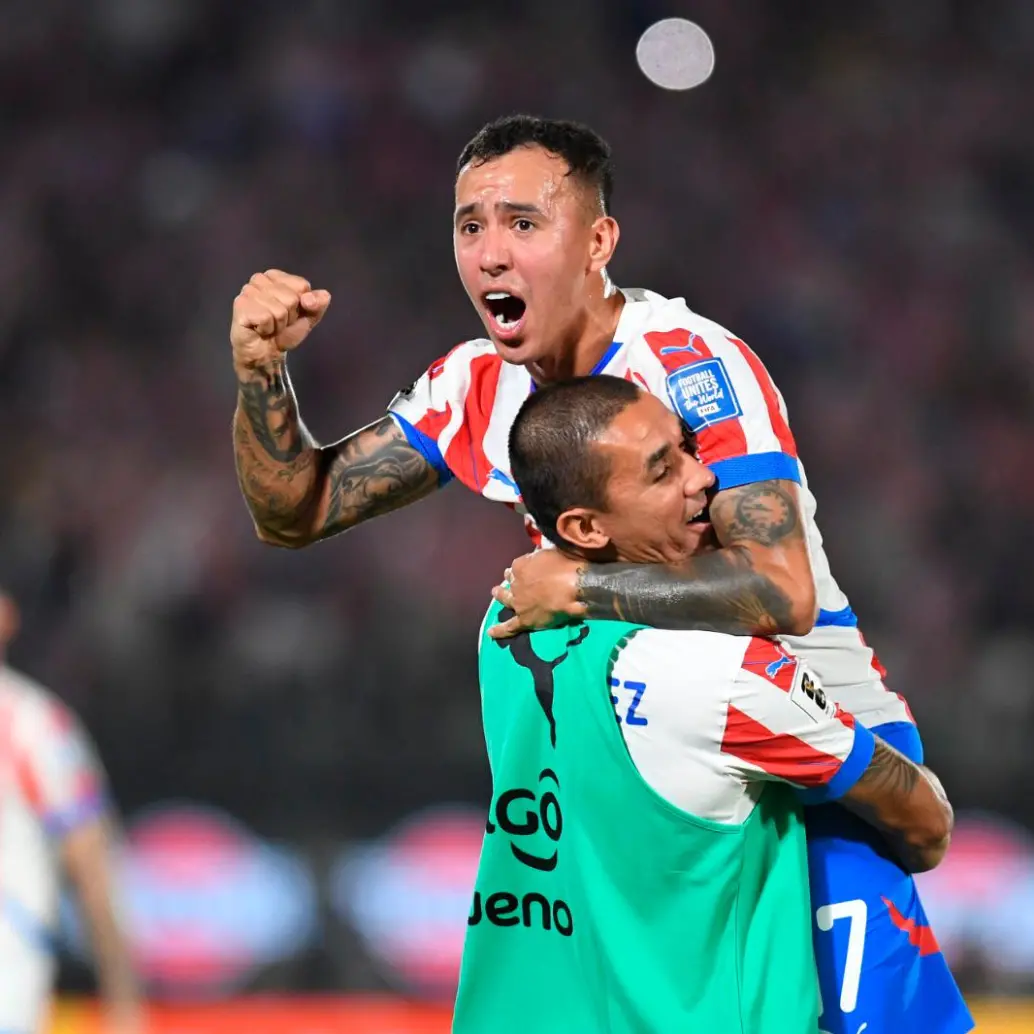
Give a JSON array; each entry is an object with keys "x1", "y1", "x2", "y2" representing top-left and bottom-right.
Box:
[
  {"x1": 478, "y1": 224, "x2": 512, "y2": 277},
  {"x1": 684, "y1": 454, "x2": 716, "y2": 496}
]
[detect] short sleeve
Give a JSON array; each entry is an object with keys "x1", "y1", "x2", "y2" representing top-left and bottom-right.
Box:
[
  {"x1": 15, "y1": 698, "x2": 108, "y2": 839},
  {"x1": 386, "y1": 353, "x2": 458, "y2": 484},
  {"x1": 721, "y1": 637, "x2": 875, "y2": 799}
]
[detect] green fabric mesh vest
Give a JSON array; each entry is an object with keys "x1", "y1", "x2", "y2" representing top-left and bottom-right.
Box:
[{"x1": 452, "y1": 602, "x2": 819, "y2": 1034}]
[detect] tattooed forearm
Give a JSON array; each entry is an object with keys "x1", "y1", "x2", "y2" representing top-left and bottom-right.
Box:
[
  {"x1": 575, "y1": 545, "x2": 795, "y2": 635},
  {"x1": 237, "y1": 364, "x2": 309, "y2": 463},
  {"x1": 843, "y1": 740, "x2": 953, "y2": 873},
  {"x1": 318, "y1": 418, "x2": 439, "y2": 535},
  {"x1": 233, "y1": 413, "x2": 317, "y2": 526},
  {"x1": 233, "y1": 363, "x2": 323, "y2": 541},
  {"x1": 709, "y1": 480, "x2": 802, "y2": 547},
  {"x1": 233, "y1": 348, "x2": 440, "y2": 546},
  {"x1": 854, "y1": 739, "x2": 920, "y2": 797}
]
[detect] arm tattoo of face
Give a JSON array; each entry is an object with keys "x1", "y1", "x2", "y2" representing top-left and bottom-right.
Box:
[
  {"x1": 319, "y1": 417, "x2": 440, "y2": 535},
  {"x1": 710, "y1": 480, "x2": 802, "y2": 546},
  {"x1": 856, "y1": 739, "x2": 920, "y2": 797},
  {"x1": 238, "y1": 366, "x2": 305, "y2": 463},
  {"x1": 574, "y1": 546, "x2": 795, "y2": 635}
]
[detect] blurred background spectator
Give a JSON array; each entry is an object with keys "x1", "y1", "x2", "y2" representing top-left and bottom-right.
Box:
[{"x1": 1, "y1": 0, "x2": 1032, "y2": 1009}]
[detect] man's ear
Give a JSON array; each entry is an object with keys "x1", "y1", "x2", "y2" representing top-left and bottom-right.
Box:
[
  {"x1": 588, "y1": 216, "x2": 620, "y2": 273},
  {"x1": 555, "y1": 507, "x2": 612, "y2": 552}
]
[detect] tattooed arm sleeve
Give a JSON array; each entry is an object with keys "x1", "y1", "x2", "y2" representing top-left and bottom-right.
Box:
[
  {"x1": 233, "y1": 363, "x2": 439, "y2": 548},
  {"x1": 841, "y1": 739, "x2": 954, "y2": 873},
  {"x1": 574, "y1": 479, "x2": 817, "y2": 636}
]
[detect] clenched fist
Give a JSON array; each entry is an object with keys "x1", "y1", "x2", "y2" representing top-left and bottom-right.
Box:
[{"x1": 230, "y1": 269, "x2": 331, "y2": 377}]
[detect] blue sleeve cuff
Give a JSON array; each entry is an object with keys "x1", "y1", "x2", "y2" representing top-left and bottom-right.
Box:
[
  {"x1": 43, "y1": 792, "x2": 108, "y2": 838},
  {"x1": 708, "y1": 451, "x2": 800, "y2": 490},
  {"x1": 870, "y1": 721, "x2": 924, "y2": 765},
  {"x1": 388, "y1": 414, "x2": 453, "y2": 486},
  {"x1": 798, "y1": 722, "x2": 876, "y2": 804}
]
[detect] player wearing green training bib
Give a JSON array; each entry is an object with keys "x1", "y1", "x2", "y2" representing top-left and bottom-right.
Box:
[
  {"x1": 455, "y1": 603, "x2": 830, "y2": 1034},
  {"x1": 453, "y1": 376, "x2": 952, "y2": 1034}
]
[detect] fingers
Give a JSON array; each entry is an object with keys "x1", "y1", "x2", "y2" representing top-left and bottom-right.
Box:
[
  {"x1": 263, "y1": 269, "x2": 312, "y2": 294},
  {"x1": 299, "y1": 289, "x2": 332, "y2": 326},
  {"x1": 492, "y1": 582, "x2": 515, "y2": 609},
  {"x1": 487, "y1": 615, "x2": 523, "y2": 640},
  {"x1": 235, "y1": 272, "x2": 329, "y2": 340}
]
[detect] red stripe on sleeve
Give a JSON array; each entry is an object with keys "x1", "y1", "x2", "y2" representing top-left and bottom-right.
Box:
[
  {"x1": 414, "y1": 401, "x2": 454, "y2": 444},
  {"x1": 721, "y1": 705, "x2": 844, "y2": 786},
  {"x1": 443, "y1": 352, "x2": 503, "y2": 490},
  {"x1": 427, "y1": 341, "x2": 469, "y2": 381},
  {"x1": 13, "y1": 747, "x2": 45, "y2": 814},
  {"x1": 727, "y1": 336, "x2": 798, "y2": 458},
  {"x1": 694, "y1": 417, "x2": 751, "y2": 467}
]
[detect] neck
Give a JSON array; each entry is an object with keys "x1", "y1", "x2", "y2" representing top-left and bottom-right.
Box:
[{"x1": 528, "y1": 285, "x2": 625, "y2": 385}]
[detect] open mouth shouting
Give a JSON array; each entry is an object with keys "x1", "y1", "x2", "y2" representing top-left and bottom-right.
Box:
[{"x1": 483, "y1": 290, "x2": 528, "y2": 341}]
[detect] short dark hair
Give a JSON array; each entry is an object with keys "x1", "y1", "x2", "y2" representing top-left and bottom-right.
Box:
[
  {"x1": 509, "y1": 375, "x2": 640, "y2": 547},
  {"x1": 457, "y1": 114, "x2": 614, "y2": 215}
]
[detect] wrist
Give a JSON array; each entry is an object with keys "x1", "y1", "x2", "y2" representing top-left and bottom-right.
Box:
[{"x1": 235, "y1": 359, "x2": 286, "y2": 390}]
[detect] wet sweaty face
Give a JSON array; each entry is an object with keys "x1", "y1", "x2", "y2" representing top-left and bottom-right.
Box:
[{"x1": 454, "y1": 146, "x2": 596, "y2": 365}]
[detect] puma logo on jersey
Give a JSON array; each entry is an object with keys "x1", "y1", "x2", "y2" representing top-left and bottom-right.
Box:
[{"x1": 495, "y1": 618, "x2": 589, "y2": 747}]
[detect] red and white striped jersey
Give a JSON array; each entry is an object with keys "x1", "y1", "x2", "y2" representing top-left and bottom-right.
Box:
[
  {"x1": 0, "y1": 665, "x2": 108, "y2": 1030},
  {"x1": 388, "y1": 288, "x2": 917, "y2": 739},
  {"x1": 608, "y1": 630, "x2": 873, "y2": 822}
]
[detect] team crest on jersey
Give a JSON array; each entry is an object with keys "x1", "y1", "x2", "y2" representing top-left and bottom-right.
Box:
[{"x1": 666, "y1": 359, "x2": 742, "y2": 430}]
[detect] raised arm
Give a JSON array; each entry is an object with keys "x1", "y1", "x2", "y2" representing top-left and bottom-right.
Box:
[
  {"x1": 576, "y1": 478, "x2": 815, "y2": 635},
  {"x1": 231, "y1": 270, "x2": 439, "y2": 548}
]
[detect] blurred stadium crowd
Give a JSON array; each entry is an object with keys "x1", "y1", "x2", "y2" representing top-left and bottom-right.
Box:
[{"x1": 1, "y1": 0, "x2": 1033, "y2": 996}]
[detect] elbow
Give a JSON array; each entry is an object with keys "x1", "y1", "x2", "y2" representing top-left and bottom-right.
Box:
[
  {"x1": 903, "y1": 805, "x2": 954, "y2": 874},
  {"x1": 905, "y1": 832, "x2": 951, "y2": 874},
  {"x1": 747, "y1": 545, "x2": 817, "y2": 636},
  {"x1": 253, "y1": 524, "x2": 314, "y2": 550}
]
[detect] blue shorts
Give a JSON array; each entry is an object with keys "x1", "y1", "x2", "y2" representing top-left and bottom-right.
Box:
[{"x1": 806, "y1": 722, "x2": 973, "y2": 1034}]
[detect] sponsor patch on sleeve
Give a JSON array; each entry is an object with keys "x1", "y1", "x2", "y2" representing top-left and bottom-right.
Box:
[
  {"x1": 665, "y1": 358, "x2": 742, "y2": 430},
  {"x1": 789, "y1": 665, "x2": 838, "y2": 723}
]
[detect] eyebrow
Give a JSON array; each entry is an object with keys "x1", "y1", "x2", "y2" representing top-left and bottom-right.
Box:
[
  {"x1": 454, "y1": 200, "x2": 545, "y2": 226},
  {"x1": 645, "y1": 442, "x2": 671, "y2": 473}
]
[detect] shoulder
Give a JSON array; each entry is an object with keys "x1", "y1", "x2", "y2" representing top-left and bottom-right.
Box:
[
  {"x1": 1, "y1": 665, "x2": 54, "y2": 715},
  {"x1": 393, "y1": 337, "x2": 501, "y2": 404},
  {"x1": 2, "y1": 667, "x2": 79, "y2": 744},
  {"x1": 624, "y1": 291, "x2": 747, "y2": 371},
  {"x1": 423, "y1": 337, "x2": 498, "y2": 382},
  {"x1": 612, "y1": 628, "x2": 747, "y2": 688}
]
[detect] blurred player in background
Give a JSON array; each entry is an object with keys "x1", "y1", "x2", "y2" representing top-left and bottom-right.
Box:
[
  {"x1": 0, "y1": 591, "x2": 142, "y2": 1034},
  {"x1": 228, "y1": 115, "x2": 972, "y2": 1032},
  {"x1": 456, "y1": 376, "x2": 952, "y2": 1034}
]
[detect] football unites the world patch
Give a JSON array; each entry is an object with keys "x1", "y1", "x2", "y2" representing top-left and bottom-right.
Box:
[{"x1": 665, "y1": 359, "x2": 742, "y2": 430}]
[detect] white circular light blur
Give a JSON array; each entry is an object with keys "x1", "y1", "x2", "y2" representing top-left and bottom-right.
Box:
[{"x1": 635, "y1": 18, "x2": 715, "y2": 91}]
